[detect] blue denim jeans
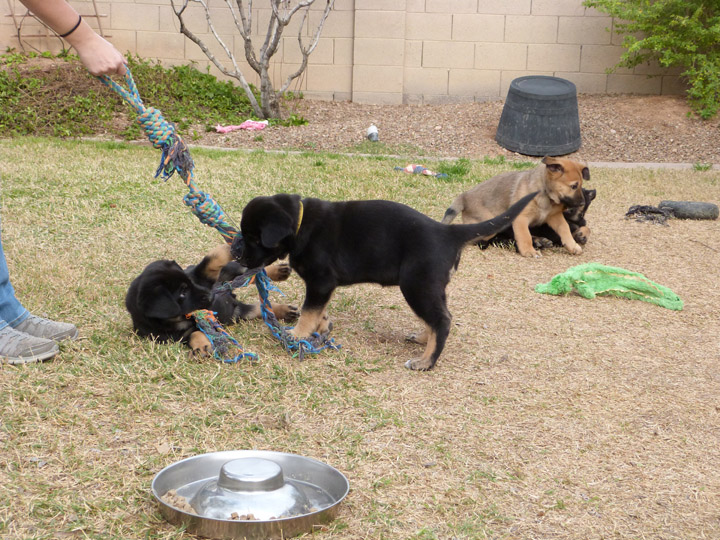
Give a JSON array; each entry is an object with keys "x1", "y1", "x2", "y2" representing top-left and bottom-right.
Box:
[{"x1": 0, "y1": 217, "x2": 29, "y2": 331}]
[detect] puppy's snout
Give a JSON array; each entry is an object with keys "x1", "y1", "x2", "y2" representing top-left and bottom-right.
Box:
[{"x1": 230, "y1": 235, "x2": 245, "y2": 260}]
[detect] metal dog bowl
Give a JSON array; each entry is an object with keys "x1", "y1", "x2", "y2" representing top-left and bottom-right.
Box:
[{"x1": 152, "y1": 450, "x2": 349, "y2": 539}]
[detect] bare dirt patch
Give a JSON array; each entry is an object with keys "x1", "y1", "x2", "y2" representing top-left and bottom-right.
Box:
[{"x1": 198, "y1": 94, "x2": 720, "y2": 164}]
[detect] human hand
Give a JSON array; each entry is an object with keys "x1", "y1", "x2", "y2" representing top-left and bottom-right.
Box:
[{"x1": 70, "y1": 30, "x2": 127, "y2": 77}]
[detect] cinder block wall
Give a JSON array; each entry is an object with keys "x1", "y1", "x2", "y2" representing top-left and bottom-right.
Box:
[{"x1": 1, "y1": 0, "x2": 685, "y2": 105}]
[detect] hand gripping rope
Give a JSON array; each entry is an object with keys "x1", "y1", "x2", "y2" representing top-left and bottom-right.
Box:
[{"x1": 99, "y1": 68, "x2": 338, "y2": 361}]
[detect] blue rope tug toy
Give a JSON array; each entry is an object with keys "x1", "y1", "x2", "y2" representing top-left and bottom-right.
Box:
[{"x1": 99, "y1": 68, "x2": 338, "y2": 361}]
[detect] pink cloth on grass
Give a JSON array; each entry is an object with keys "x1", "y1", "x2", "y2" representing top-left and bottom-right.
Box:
[{"x1": 215, "y1": 120, "x2": 268, "y2": 133}]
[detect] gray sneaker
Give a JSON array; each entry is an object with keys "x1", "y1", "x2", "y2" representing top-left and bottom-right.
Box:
[
  {"x1": 13, "y1": 314, "x2": 79, "y2": 342},
  {"x1": 0, "y1": 325, "x2": 59, "y2": 365}
]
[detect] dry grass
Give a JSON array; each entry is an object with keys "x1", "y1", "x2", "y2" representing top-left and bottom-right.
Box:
[{"x1": 1, "y1": 138, "x2": 719, "y2": 540}]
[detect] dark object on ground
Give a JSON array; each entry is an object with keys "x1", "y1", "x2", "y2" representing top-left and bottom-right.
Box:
[
  {"x1": 495, "y1": 76, "x2": 581, "y2": 156},
  {"x1": 625, "y1": 205, "x2": 672, "y2": 225},
  {"x1": 658, "y1": 200, "x2": 719, "y2": 220}
]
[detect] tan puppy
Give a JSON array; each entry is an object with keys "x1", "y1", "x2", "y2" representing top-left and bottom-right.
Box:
[{"x1": 442, "y1": 156, "x2": 589, "y2": 257}]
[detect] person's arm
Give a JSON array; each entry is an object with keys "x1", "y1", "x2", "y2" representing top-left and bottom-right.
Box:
[{"x1": 19, "y1": 0, "x2": 126, "y2": 76}]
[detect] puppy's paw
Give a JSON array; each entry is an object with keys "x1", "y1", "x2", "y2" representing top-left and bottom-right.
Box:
[
  {"x1": 520, "y1": 248, "x2": 542, "y2": 258},
  {"x1": 565, "y1": 242, "x2": 583, "y2": 255},
  {"x1": 274, "y1": 303, "x2": 300, "y2": 321},
  {"x1": 288, "y1": 327, "x2": 310, "y2": 339},
  {"x1": 573, "y1": 226, "x2": 590, "y2": 245},
  {"x1": 405, "y1": 332, "x2": 428, "y2": 345},
  {"x1": 189, "y1": 331, "x2": 212, "y2": 358},
  {"x1": 532, "y1": 236, "x2": 555, "y2": 250},
  {"x1": 404, "y1": 357, "x2": 434, "y2": 371},
  {"x1": 190, "y1": 343, "x2": 213, "y2": 359},
  {"x1": 316, "y1": 312, "x2": 332, "y2": 334},
  {"x1": 266, "y1": 262, "x2": 292, "y2": 282}
]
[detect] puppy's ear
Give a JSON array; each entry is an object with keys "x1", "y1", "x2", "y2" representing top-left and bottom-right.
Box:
[
  {"x1": 142, "y1": 287, "x2": 182, "y2": 319},
  {"x1": 541, "y1": 156, "x2": 564, "y2": 174},
  {"x1": 259, "y1": 193, "x2": 302, "y2": 248},
  {"x1": 261, "y1": 215, "x2": 293, "y2": 248},
  {"x1": 582, "y1": 167, "x2": 590, "y2": 180}
]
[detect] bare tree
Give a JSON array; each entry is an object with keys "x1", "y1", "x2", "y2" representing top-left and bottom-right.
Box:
[{"x1": 170, "y1": 0, "x2": 335, "y2": 119}]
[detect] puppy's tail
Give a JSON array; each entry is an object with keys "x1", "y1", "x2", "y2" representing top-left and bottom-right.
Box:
[
  {"x1": 441, "y1": 195, "x2": 464, "y2": 224},
  {"x1": 453, "y1": 191, "x2": 538, "y2": 244}
]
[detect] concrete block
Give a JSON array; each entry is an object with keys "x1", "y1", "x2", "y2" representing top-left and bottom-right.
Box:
[
  {"x1": 354, "y1": 38, "x2": 404, "y2": 66},
  {"x1": 254, "y1": 7, "x2": 306, "y2": 37},
  {"x1": 449, "y1": 68, "x2": 501, "y2": 98},
  {"x1": 476, "y1": 0, "x2": 531, "y2": 15},
  {"x1": 309, "y1": 9, "x2": 353, "y2": 38},
  {"x1": 106, "y1": 29, "x2": 137, "y2": 56},
  {"x1": 137, "y1": 31, "x2": 186, "y2": 59},
  {"x1": 404, "y1": 67, "x2": 449, "y2": 95},
  {"x1": 555, "y1": 72, "x2": 608, "y2": 93},
  {"x1": 352, "y1": 91, "x2": 403, "y2": 105},
  {"x1": 354, "y1": 0, "x2": 407, "y2": 10},
  {"x1": 423, "y1": 41, "x2": 475, "y2": 69},
  {"x1": 500, "y1": 70, "x2": 553, "y2": 96},
  {"x1": 355, "y1": 11, "x2": 405, "y2": 39},
  {"x1": 277, "y1": 62, "x2": 305, "y2": 90},
  {"x1": 333, "y1": 38, "x2": 354, "y2": 65},
  {"x1": 283, "y1": 36, "x2": 334, "y2": 65},
  {"x1": 424, "y1": 93, "x2": 475, "y2": 104},
  {"x1": 406, "y1": 12, "x2": 452, "y2": 41},
  {"x1": 580, "y1": 45, "x2": 629, "y2": 74},
  {"x1": 112, "y1": 2, "x2": 159, "y2": 31},
  {"x1": 558, "y1": 16, "x2": 612, "y2": 44},
  {"x1": 206, "y1": 7, "x2": 240, "y2": 35},
  {"x1": 406, "y1": 0, "x2": 427, "y2": 13},
  {"x1": 184, "y1": 33, "x2": 234, "y2": 63},
  {"x1": 661, "y1": 76, "x2": 687, "y2": 96},
  {"x1": 607, "y1": 73, "x2": 662, "y2": 94},
  {"x1": 633, "y1": 59, "x2": 670, "y2": 76},
  {"x1": 302, "y1": 90, "x2": 335, "y2": 101},
  {"x1": 352, "y1": 65, "x2": 403, "y2": 93},
  {"x1": 405, "y1": 40, "x2": 423, "y2": 67},
  {"x1": 403, "y1": 93, "x2": 424, "y2": 105},
  {"x1": 426, "y1": 0, "x2": 478, "y2": 13},
  {"x1": 452, "y1": 14, "x2": 505, "y2": 42},
  {"x1": 528, "y1": 44, "x2": 581, "y2": 71},
  {"x1": 475, "y1": 43, "x2": 527, "y2": 70},
  {"x1": 532, "y1": 0, "x2": 586, "y2": 16},
  {"x1": 505, "y1": 16, "x2": 558, "y2": 44},
  {"x1": 307, "y1": 64, "x2": 352, "y2": 92}
]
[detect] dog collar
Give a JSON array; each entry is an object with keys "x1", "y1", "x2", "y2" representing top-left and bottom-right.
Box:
[{"x1": 296, "y1": 201, "x2": 304, "y2": 235}]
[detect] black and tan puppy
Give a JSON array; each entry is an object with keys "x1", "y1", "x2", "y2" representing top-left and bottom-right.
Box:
[
  {"x1": 232, "y1": 192, "x2": 537, "y2": 371},
  {"x1": 125, "y1": 245, "x2": 298, "y2": 356},
  {"x1": 485, "y1": 187, "x2": 597, "y2": 250},
  {"x1": 442, "y1": 156, "x2": 589, "y2": 257}
]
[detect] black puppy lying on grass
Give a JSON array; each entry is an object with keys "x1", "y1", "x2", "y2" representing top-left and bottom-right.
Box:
[
  {"x1": 232, "y1": 192, "x2": 537, "y2": 371},
  {"x1": 125, "y1": 245, "x2": 298, "y2": 356}
]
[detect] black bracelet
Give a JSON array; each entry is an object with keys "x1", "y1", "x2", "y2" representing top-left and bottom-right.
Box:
[{"x1": 59, "y1": 15, "x2": 82, "y2": 38}]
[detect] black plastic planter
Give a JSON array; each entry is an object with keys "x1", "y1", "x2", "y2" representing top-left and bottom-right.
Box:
[{"x1": 495, "y1": 76, "x2": 581, "y2": 157}]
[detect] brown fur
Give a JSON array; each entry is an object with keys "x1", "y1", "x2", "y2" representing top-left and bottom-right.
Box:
[{"x1": 442, "y1": 157, "x2": 589, "y2": 258}]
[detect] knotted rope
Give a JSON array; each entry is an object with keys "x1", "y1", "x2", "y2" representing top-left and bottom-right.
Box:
[
  {"x1": 99, "y1": 68, "x2": 339, "y2": 360},
  {"x1": 190, "y1": 309, "x2": 257, "y2": 364}
]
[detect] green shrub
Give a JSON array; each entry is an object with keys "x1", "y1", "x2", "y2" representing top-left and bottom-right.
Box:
[
  {"x1": 0, "y1": 51, "x2": 305, "y2": 137},
  {"x1": 584, "y1": 0, "x2": 720, "y2": 118}
]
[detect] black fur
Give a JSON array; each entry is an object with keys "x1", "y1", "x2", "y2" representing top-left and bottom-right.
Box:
[
  {"x1": 125, "y1": 255, "x2": 256, "y2": 345},
  {"x1": 233, "y1": 191, "x2": 537, "y2": 370}
]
